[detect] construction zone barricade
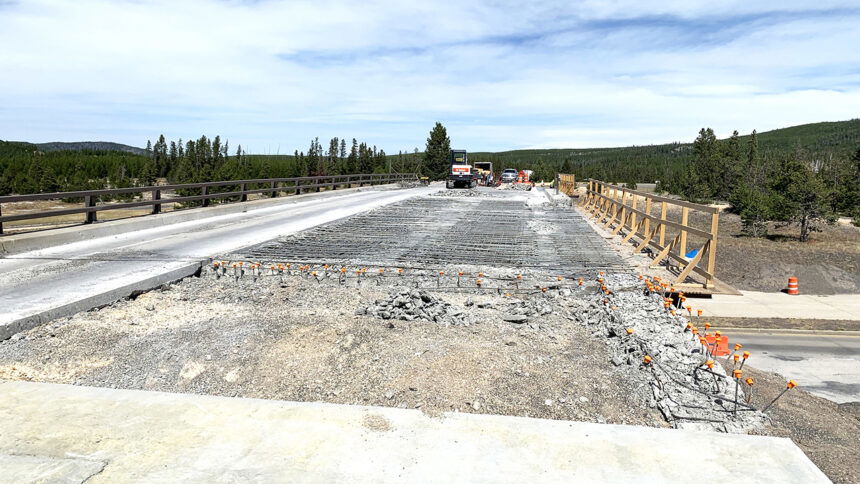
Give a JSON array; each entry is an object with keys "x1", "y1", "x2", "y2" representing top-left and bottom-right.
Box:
[
  {"x1": 580, "y1": 179, "x2": 720, "y2": 289},
  {"x1": 556, "y1": 173, "x2": 576, "y2": 196}
]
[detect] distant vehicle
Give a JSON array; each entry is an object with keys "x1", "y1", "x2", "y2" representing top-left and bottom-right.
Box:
[
  {"x1": 446, "y1": 149, "x2": 477, "y2": 189},
  {"x1": 473, "y1": 162, "x2": 494, "y2": 186},
  {"x1": 500, "y1": 168, "x2": 518, "y2": 183}
]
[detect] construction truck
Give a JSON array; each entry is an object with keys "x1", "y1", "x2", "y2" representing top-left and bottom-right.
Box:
[
  {"x1": 446, "y1": 149, "x2": 477, "y2": 189},
  {"x1": 473, "y1": 162, "x2": 494, "y2": 186}
]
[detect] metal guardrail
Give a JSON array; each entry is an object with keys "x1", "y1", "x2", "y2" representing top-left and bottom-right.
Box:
[
  {"x1": 579, "y1": 178, "x2": 720, "y2": 288},
  {"x1": 0, "y1": 173, "x2": 417, "y2": 235}
]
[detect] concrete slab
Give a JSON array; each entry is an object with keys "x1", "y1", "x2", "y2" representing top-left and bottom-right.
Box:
[
  {"x1": 0, "y1": 185, "x2": 439, "y2": 339},
  {"x1": 694, "y1": 290, "x2": 860, "y2": 321},
  {"x1": 1, "y1": 453, "x2": 106, "y2": 483},
  {"x1": 0, "y1": 380, "x2": 829, "y2": 483}
]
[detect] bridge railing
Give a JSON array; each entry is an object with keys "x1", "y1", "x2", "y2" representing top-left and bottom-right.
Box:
[
  {"x1": 580, "y1": 179, "x2": 720, "y2": 288},
  {"x1": 0, "y1": 173, "x2": 417, "y2": 235}
]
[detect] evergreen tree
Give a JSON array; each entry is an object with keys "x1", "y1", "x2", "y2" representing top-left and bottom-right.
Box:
[
  {"x1": 771, "y1": 154, "x2": 833, "y2": 241},
  {"x1": 423, "y1": 122, "x2": 451, "y2": 179},
  {"x1": 347, "y1": 139, "x2": 358, "y2": 174}
]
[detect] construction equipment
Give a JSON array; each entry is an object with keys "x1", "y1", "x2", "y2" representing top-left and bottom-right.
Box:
[
  {"x1": 446, "y1": 150, "x2": 477, "y2": 189},
  {"x1": 473, "y1": 162, "x2": 494, "y2": 186}
]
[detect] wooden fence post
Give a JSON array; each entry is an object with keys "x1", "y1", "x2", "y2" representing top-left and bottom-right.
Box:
[
  {"x1": 707, "y1": 211, "x2": 719, "y2": 286},
  {"x1": 84, "y1": 195, "x2": 97, "y2": 224},
  {"x1": 240, "y1": 183, "x2": 248, "y2": 202},
  {"x1": 202, "y1": 186, "x2": 210, "y2": 207},
  {"x1": 659, "y1": 201, "x2": 667, "y2": 247},
  {"x1": 679, "y1": 207, "x2": 689, "y2": 259},
  {"x1": 152, "y1": 189, "x2": 161, "y2": 214}
]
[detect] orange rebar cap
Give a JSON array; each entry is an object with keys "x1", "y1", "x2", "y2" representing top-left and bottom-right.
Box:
[
  {"x1": 733, "y1": 369, "x2": 743, "y2": 379},
  {"x1": 787, "y1": 380, "x2": 797, "y2": 389},
  {"x1": 745, "y1": 378, "x2": 754, "y2": 386},
  {"x1": 705, "y1": 360, "x2": 714, "y2": 369},
  {"x1": 742, "y1": 351, "x2": 750, "y2": 359},
  {"x1": 697, "y1": 309, "x2": 703, "y2": 316},
  {"x1": 643, "y1": 355, "x2": 652, "y2": 364},
  {"x1": 626, "y1": 328, "x2": 634, "y2": 335}
]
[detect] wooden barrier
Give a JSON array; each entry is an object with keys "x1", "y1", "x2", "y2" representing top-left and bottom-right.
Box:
[
  {"x1": 0, "y1": 173, "x2": 417, "y2": 235},
  {"x1": 556, "y1": 174, "x2": 576, "y2": 196},
  {"x1": 580, "y1": 179, "x2": 720, "y2": 288}
]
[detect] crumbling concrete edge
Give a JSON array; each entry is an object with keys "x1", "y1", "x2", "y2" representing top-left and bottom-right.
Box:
[
  {"x1": 0, "y1": 261, "x2": 203, "y2": 341},
  {"x1": 0, "y1": 184, "x2": 403, "y2": 257}
]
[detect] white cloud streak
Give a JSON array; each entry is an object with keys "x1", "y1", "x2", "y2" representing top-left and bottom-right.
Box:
[{"x1": 0, "y1": 0, "x2": 858, "y2": 151}]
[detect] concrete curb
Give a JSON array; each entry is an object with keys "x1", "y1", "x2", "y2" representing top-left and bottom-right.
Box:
[
  {"x1": 0, "y1": 261, "x2": 203, "y2": 341},
  {"x1": 0, "y1": 184, "x2": 398, "y2": 256},
  {"x1": 719, "y1": 328, "x2": 860, "y2": 336}
]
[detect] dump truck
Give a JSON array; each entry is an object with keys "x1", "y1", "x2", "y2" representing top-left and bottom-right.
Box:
[
  {"x1": 473, "y1": 161, "x2": 494, "y2": 186},
  {"x1": 446, "y1": 149, "x2": 477, "y2": 189}
]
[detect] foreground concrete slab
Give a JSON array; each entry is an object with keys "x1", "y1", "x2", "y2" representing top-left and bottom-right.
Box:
[
  {"x1": 695, "y1": 290, "x2": 860, "y2": 321},
  {"x1": 0, "y1": 380, "x2": 828, "y2": 483}
]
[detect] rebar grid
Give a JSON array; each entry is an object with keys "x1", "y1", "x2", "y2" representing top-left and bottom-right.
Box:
[{"x1": 242, "y1": 196, "x2": 629, "y2": 273}]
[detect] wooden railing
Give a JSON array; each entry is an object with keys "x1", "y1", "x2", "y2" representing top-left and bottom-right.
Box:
[
  {"x1": 0, "y1": 173, "x2": 417, "y2": 235},
  {"x1": 580, "y1": 179, "x2": 720, "y2": 288},
  {"x1": 556, "y1": 174, "x2": 576, "y2": 195}
]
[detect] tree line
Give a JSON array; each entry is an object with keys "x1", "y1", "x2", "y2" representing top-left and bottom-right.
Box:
[
  {"x1": 0, "y1": 134, "x2": 424, "y2": 197},
  {"x1": 667, "y1": 128, "x2": 859, "y2": 239}
]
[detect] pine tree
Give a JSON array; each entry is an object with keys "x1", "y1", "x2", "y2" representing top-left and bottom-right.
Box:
[
  {"x1": 347, "y1": 139, "x2": 358, "y2": 174},
  {"x1": 423, "y1": 122, "x2": 451, "y2": 179},
  {"x1": 771, "y1": 153, "x2": 834, "y2": 241}
]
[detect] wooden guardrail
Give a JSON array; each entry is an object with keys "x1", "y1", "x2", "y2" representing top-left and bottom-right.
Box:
[
  {"x1": 0, "y1": 173, "x2": 417, "y2": 235},
  {"x1": 556, "y1": 174, "x2": 576, "y2": 196},
  {"x1": 580, "y1": 179, "x2": 720, "y2": 288}
]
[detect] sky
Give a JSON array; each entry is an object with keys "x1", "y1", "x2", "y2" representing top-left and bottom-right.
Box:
[{"x1": 1, "y1": 1, "x2": 859, "y2": 153}]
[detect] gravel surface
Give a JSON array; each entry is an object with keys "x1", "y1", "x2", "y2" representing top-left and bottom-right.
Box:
[{"x1": 0, "y1": 272, "x2": 664, "y2": 427}]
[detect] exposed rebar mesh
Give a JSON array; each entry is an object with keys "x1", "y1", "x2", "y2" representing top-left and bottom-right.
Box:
[{"x1": 242, "y1": 196, "x2": 629, "y2": 274}]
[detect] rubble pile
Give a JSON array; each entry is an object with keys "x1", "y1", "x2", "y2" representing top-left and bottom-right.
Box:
[
  {"x1": 500, "y1": 298, "x2": 554, "y2": 324},
  {"x1": 567, "y1": 275, "x2": 766, "y2": 432},
  {"x1": 358, "y1": 288, "x2": 471, "y2": 326},
  {"x1": 509, "y1": 183, "x2": 533, "y2": 191},
  {"x1": 431, "y1": 188, "x2": 482, "y2": 197}
]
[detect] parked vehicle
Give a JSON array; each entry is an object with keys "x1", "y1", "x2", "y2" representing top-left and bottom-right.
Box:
[{"x1": 500, "y1": 168, "x2": 518, "y2": 183}]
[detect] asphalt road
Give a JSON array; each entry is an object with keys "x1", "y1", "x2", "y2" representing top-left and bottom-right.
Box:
[
  {"x1": 0, "y1": 185, "x2": 438, "y2": 339},
  {"x1": 727, "y1": 330, "x2": 860, "y2": 403}
]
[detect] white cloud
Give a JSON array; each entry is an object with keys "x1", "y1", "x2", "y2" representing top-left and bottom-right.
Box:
[{"x1": 0, "y1": 0, "x2": 858, "y2": 151}]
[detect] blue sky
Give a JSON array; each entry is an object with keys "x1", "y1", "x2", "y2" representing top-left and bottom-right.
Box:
[{"x1": 1, "y1": 0, "x2": 858, "y2": 153}]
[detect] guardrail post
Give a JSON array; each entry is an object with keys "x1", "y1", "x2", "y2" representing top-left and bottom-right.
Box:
[
  {"x1": 152, "y1": 189, "x2": 162, "y2": 214},
  {"x1": 679, "y1": 207, "x2": 689, "y2": 259},
  {"x1": 271, "y1": 181, "x2": 278, "y2": 197},
  {"x1": 659, "y1": 201, "x2": 667, "y2": 247},
  {"x1": 202, "y1": 186, "x2": 210, "y2": 207},
  {"x1": 707, "y1": 211, "x2": 719, "y2": 286},
  {"x1": 316, "y1": 178, "x2": 322, "y2": 192},
  {"x1": 0, "y1": 203, "x2": 4, "y2": 234},
  {"x1": 240, "y1": 183, "x2": 248, "y2": 202},
  {"x1": 295, "y1": 180, "x2": 301, "y2": 195},
  {"x1": 84, "y1": 195, "x2": 97, "y2": 224},
  {"x1": 331, "y1": 176, "x2": 337, "y2": 191}
]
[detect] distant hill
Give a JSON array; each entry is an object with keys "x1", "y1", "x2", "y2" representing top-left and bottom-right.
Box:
[
  {"x1": 34, "y1": 141, "x2": 146, "y2": 156},
  {"x1": 470, "y1": 119, "x2": 860, "y2": 166}
]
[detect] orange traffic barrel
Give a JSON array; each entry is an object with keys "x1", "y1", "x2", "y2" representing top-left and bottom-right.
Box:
[
  {"x1": 787, "y1": 277, "x2": 799, "y2": 295},
  {"x1": 704, "y1": 334, "x2": 730, "y2": 356}
]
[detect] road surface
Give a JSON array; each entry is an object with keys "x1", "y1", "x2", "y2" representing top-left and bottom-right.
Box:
[
  {"x1": 727, "y1": 329, "x2": 860, "y2": 403},
  {"x1": 0, "y1": 185, "x2": 437, "y2": 339}
]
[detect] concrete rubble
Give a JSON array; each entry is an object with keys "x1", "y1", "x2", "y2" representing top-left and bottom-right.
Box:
[
  {"x1": 358, "y1": 288, "x2": 472, "y2": 326},
  {"x1": 564, "y1": 274, "x2": 767, "y2": 432}
]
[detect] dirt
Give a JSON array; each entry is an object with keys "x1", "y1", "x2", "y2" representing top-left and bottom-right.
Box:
[
  {"x1": 0, "y1": 274, "x2": 664, "y2": 427},
  {"x1": 738, "y1": 364, "x2": 860, "y2": 484},
  {"x1": 691, "y1": 207, "x2": 860, "y2": 295}
]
